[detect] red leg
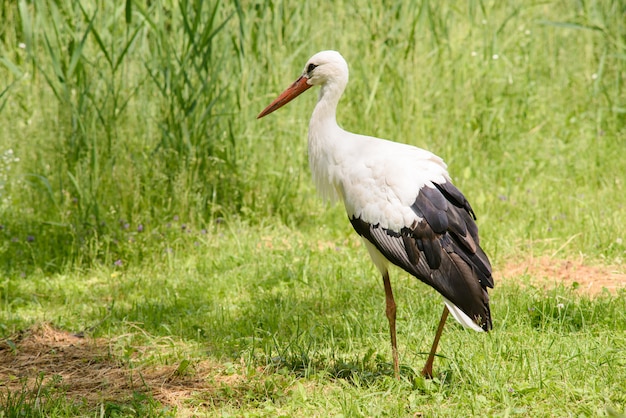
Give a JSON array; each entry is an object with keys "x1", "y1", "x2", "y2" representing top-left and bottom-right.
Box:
[
  {"x1": 382, "y1": 271, "x2": 399, "y2": 379},
  {"x1": 421, "y1": 305, "x2": 449, "y2": 379}
]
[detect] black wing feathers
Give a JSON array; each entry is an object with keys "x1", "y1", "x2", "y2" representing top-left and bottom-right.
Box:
[
  {"x1": 350, "y1": 181, "x2": 493, "y2": 331},
  {"x1": 435, "y1": 182, "x2": 479, "y2": 239}
]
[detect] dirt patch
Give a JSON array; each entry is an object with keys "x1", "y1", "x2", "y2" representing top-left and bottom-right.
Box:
[
  {"x1": 0, "y1": 324, "x2": 244, "y2": 413},
  {"x1": 496, "y1": 256, "x2": 626, "y2": 295}
]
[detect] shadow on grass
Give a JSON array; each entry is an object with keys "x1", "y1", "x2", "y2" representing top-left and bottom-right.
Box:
[{"x1": 267, "y1": 349, "x2": 456, "y2": 391}]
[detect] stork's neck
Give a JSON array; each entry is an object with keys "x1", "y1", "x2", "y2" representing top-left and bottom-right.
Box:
[{"x1": 310, "y1": 81, "x2": 343, "y2": 128}]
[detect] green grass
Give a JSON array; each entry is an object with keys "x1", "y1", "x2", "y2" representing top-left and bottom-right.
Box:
[
  {"x1": 2, "y1": 224, "x2": 625, "y2": 416},
  {"x1": 1, "y1": 0, "x2": 625, "y2": 416}
]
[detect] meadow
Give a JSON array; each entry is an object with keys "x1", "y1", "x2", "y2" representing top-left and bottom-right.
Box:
[{"x1": 0, "y1": 0, "x2": 625, "y2": 416}]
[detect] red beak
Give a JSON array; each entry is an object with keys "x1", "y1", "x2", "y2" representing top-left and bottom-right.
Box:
[{"x1": 257, "y1": 75, "x2": 312, "y2": 119}]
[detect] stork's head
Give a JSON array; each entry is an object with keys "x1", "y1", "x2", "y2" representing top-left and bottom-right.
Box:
[
  {"x1": 257, "y1": 50, "x2": 348, "y2": 118},
  {"x1": 302, "y1": 50, "x2": 349, "y2": 87}
]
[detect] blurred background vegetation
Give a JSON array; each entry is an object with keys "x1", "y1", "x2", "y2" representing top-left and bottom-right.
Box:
[{"x1": 0, "y1": 0, "x2": 624, "y2": 273}]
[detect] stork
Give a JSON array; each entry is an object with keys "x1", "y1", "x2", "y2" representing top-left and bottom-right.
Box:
[{"x1": 257, "y1": 50, "x2": 493, "y2": 379}]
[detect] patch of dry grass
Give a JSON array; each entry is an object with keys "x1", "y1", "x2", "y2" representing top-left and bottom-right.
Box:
[{"x1": 0, "y1": 324, "x2": 264, "y2": 413}]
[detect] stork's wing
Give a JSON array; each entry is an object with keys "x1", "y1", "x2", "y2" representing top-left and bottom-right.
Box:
[{"x1": 350, "y1": 181, "x2": 493, "y2": 331}]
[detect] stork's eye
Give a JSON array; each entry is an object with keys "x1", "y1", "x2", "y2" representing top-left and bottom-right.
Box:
[{"x1": 307, "y1": 63, "x2": 317, "y2": 74}]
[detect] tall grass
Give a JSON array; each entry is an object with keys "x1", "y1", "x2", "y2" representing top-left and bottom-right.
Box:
[
  {"x1": 0, "y1": 0, "x2": 625, "y2": 269},
  {"x1": 0, "y1": 0, "x2": 248, "y2": 271}
]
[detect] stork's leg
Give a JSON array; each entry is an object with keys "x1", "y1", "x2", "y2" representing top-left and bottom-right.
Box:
[
  {"x1": 382, "y1": 271, "x2": 399, "y2": 379},
  {"x1": 421, "y1": 305, "x2": 449, "y2": 378}
]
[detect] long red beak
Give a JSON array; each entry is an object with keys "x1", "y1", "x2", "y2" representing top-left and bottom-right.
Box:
[{"x1": 257, "y1": 75, "x2": 312, "y2": 119}]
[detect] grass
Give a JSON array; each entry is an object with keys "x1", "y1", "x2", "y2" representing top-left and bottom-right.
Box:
[
  {"x1": 1, "y1": 224, "x2": 625, "y2": 416},
  {"x1": 0, "y1": 0, "x2": 625, "y2": 416}
]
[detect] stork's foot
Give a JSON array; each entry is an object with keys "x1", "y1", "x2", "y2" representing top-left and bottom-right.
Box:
[
  {"x1": 421, "y1": 362, "x2": 434, "y2": 379},
  {"x1": 392, "y1": 352, "x2": 400, "y2": 380}
]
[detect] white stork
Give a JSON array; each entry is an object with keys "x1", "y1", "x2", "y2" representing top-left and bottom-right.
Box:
[{"x1": 257, "y1": 50, "x2": 493, "y2": 379}]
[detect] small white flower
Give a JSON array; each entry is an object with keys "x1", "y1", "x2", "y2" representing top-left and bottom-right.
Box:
[
  {"x1": 591, "y1": 73, "x2": 598, "y2": 80},
  {"x1": 617, "y1": 238, "x2": 623, "y2": 245},
  {"x1": 492, "y1": 54, "x2": 499, "y2": 60},
  {"x1": 556, "y1": 303, "x2": 565, "y2": 310},
  {"x1": 471, "y1": 51, "x2": 477, "y2": 57},
  {"x1": 18, "y1": 42, "x2": 26, "y2": 49}
]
